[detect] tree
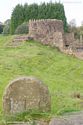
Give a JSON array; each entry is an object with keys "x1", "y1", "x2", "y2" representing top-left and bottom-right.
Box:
[
  {"x1": 68, "y1": 19, "x2": 77, "y2": 33},
  {"x1": 3, "y1": 25, "x2": 10, "y2": 35},
  {"x1": 69, "y1": 19, "x2": 76, "y2": 28},
  {"x1": 10, "y1": 2, "x2": 68, "y2": 34},
  {"x1": 38, "y1": 3, "x2": 47, "y2": 19},
  {"x1": 10, "y1": 4, "x2": 24, "y2": 34},
  {"x1": 68, "y1": 19, "x2": 80, "y2": 39},
  {"x1": 0, "y1": 22, "x2": 4, "y2": 34},
  {"x1": 3, "y1": 19, "x2": 10, "y2": 35},
  {"x1": 4, "y1": 19, "x2": 10, "y2": 25},
  {"x1": 24, "y1": 3, "x2": 38, "y2": 21}
]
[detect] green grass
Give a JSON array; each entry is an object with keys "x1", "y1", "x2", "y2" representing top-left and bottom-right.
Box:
[{"x1": 0, "y1": 35, "x2": 83, "y2": 122}]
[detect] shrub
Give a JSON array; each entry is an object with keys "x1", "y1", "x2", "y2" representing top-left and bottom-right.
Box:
[
  {"x1": 15, "y1": 22, "x2": 28, "y2": 34},
  {"x1": 0, "y1": 24, "x2": 4, "y2": 34},
  {"x1": 3, "y1": 19, "x2": 10, "y2": 35},
  {"x1": 3, "y1": 25, "x2": 10, "y2": 35}
]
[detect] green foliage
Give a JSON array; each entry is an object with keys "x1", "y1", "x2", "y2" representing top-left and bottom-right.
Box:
[
  {"x1": 10, "y1": 4, "x2": 24, "y2": 34},
  {"x1": 67, "y1": 24, "x2": 83, "y2": 39},
  {"x1": 24, "y1": 3, "x2": 38, "y2": 21},
  {"x1": 4, "y1": 110, "x2": 50, "y2": 122},
  {"x1": 38, "y1": 3, "x2": 47, "y2": 19},
  {"x1": 10, "y1": 2, "x2": 68, "y2": 34},
  {"x1": 15, "y1": 22, "x2": 28, "y2": 34},
  {"x1": 4, "y1": 19, "x2": 10, "y2": 25},
  {"x1": 0, "y1": 24, "x2": 4, "y2": 34},
  {"x1": 77, "y1": 26, "x2": 83, "y2": 41},
  {"x1": 3, "y1": 20, "x2": 10, "y2": 35},
  {"x1": 3, "y1": 25, "x2": 10, "y2": 35}
]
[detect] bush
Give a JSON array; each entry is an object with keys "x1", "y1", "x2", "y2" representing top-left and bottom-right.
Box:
[
  {"x1": 3, "y1": 25, "x2": 10, "y2": 35},
  {"x1": 15, "y1": 22, "x2": 28, "y2": 34},
  {"x1": 3, "y1": 20, "x2": 10, "y2": 35},
  {"x1": 0, "y1": 24, "x2": 4, "y2": 34}
]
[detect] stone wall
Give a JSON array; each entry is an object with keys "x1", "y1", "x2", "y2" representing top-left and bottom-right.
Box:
[
  {"x1": 29, "y1": 19, "x2": 64, "y2": 50},
  {"x1": 13, "y1": 19, "x2": 82, "y2": 56},
  {"x1": 13, "y1": 19, "x2": 76, "y2": 51}
]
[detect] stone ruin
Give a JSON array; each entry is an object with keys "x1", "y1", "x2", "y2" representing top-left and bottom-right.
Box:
[
  {"x1": 13, "y1": 19, "x2": 83, "y2": 59},
  {"x1": 3, "y1": 77, "x2": 51, "y2": 114},
  {"x1": 29, "y1": 19, "x2": 64, "y2": 50},
  {"x1": 13, "y1": 19, "x2": 65, "y2": 50},
  {"x1": 12, "y1": 19, "x2": 75, "y2": 51},
  {"x1": 28, "y1": 19, "x2": 83, "y2": 57}
]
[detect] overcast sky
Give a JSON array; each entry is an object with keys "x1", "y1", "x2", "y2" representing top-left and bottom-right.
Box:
[{"x1": 0, "y1": 0, "x2": 83, "y2": 26}]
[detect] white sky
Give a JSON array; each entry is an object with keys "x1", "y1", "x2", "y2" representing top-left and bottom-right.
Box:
[{"x1": 0, "y1": 0, "x2": 83, "y2": 26}]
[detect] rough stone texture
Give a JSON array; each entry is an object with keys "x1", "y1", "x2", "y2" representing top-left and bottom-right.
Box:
[
  {"x1": 3, "y1": 77, "x2": 51, "y2": 114},
  {"x1": 12, "y1": 19, "x2": 65, "y2": 50},
  {"x1": 35, "y1": 120, "x2": 48, "y2": 125},
  {"x1": 29, "y1": 19, "x2": 64, "y2": 50},
  {"x1": 28, "y1": 19, "x2": 83, "y2": 59},
  {"x1": 64, "y1": 33, "x2": 75, "y2": 47},
  {"x1": 13, "y1": 35, "x2": 33, "y2": 42},
  {"x1": 29, "y1": 19, "x2": 64, "y2": 35},
  {"x1": 49, "y1": 118, "x2": 68, "y2": 125},
  {"x1": 49, "y1": 112, "x2": 83, "y2": 125}
]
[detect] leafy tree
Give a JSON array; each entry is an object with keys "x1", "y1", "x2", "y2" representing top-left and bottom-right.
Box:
[
  {"x1": 10, "y1": 2, "x2": 68, "y2": 34},
  {"x1": 4, "y1": 19, "x2": 10, "y2": 25},
  {"x1": 0, "y1": 23, "x2": 4, "y2": 34},
  {"x1": 69, "y1": 19, "x2": 76, "y2": 28},
  {"x1": 3, "y1": 24, "x2": 10, "y2": 35},
  {"x1": 3, "y1": 19, "x2": 10, "y2": 35},
  {"x1": 68, "y1": 19, "x2": 77, "y2": 36},
  {"x1": 10, "y1": 4, "x2": 24, "y2": 34},
  {"x1": 38, "y1": 3, "x2": 47, "y2": 19},
  {"x1": 29, "y1": 4, "x2": 38, "y2": 19}
]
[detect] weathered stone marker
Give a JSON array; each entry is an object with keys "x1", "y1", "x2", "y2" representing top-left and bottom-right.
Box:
[{"x1": 3, "y1": 77, "x2": 51, "y2": 114}]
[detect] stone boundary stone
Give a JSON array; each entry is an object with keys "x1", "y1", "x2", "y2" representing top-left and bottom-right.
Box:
[{"x1": 3, "y1": 76, "x2": 51, "y2": 114}]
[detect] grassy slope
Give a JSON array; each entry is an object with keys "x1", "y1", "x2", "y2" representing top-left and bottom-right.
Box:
[{"x1": 0, "y1": 35, "x2": 83, "y2": 119}]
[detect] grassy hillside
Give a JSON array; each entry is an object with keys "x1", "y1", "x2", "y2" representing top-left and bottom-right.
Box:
[{"x1": 0, "y1": 35, "x2": 83, "y2": 122}]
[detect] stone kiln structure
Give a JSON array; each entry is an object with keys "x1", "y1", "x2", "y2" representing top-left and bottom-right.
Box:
[
  {"x1": 29, "y1": 19, "x2": 64, "y2": 50},
  {"x1": 3, "y1": 77, "x2": 51, "y2": 114}
]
